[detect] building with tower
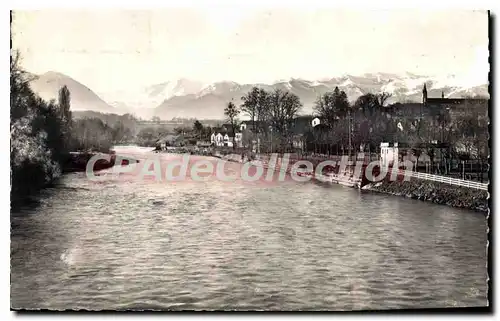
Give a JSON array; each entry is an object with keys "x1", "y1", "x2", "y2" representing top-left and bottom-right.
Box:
[{"x1": 421, "y1": 82, "x2": 488, "y2": 120}]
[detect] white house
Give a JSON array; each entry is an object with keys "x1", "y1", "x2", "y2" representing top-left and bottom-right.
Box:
[
  {"x1": 221, "y1": 133, "x2": 232, "y2": 147},
  {"x1": 210, "y1": 130, "x2": 243, "y2": 148},
  {"x1": 312, "y1": 117, "x2": 321, "y2": 127},
  {"x1": 380, "y1": 142, "x2": 399, "y2": 167},
  {"x1": 216, "y1": 133, "x2": 224, "y2": 146},
  {"x1": 211, "y1": 133, "x2": 224, "y2": 147}
]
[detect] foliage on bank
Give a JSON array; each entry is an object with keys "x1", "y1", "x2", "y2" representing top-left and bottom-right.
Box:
[
  {"x1": 71, "y1": 117, "x2": 136, "y2": 152},
  {"x1": 10, "y1": 52, "x2": 72, "y2": 200},
  {"x1": 11, "y1": 53, "x2": 120, "y2": 203}
]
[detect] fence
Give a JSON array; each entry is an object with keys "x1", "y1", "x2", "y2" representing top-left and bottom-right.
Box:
[
  {"x1": 407, "y1": 171, "x2": 489, "y2": 191},
  {"x1": 220, "y1": 152, "x2": 489, "y2": 191}
]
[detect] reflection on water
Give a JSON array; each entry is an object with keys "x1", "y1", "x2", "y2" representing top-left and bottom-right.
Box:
[{"x1": 11, "y1": 147, "x2": 488, "y2": 310}]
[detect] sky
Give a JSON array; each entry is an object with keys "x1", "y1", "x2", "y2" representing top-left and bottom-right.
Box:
[{"x1": 12, "y1": 9, "x2": 489, "y2": 92}]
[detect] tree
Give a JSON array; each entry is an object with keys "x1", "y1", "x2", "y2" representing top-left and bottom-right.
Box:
[
  {"x1": 58, "y1": 86, "x2": 72, "y2": 149},
  {"x1": 313, "y1": 87, "x2": 351, "y2": 154},
  {"x1": 58, "y1": 86, "x2": 71, "y2": 123},
  {"x1": 111, "y1": 121, "x2": 129, "y2": 143},
  {"x1": 314, "y1": 87, "x2": 350, "y2": 122},
  {"x1": 313, "y1": 87, "x2": 350, "y2": 154},
  {"x1": 136, "y1": 127, "x2": 159, "y2": 147},
  {"x1": 314, "y1": 92, "x2": 338, "y2": 128},
  {"x1": 241, "y1": 87, "x2": 259, "y2": 132},
  {"x1": 256, "y1": 89, "x2": 271, "y2": 130},
  {"x1": 353, "y1": 92, "x2": 397, "y2": 154},
  {"x1": 202, "y1": 125, "x2": 212, "y2": 141},
  {"x1": 377, "y1": 92, "x2": 392, "y2": 107},
  {"x1": 193, "y1": 120, "x2": 204, "y2": 138},
  {"x1": 241, "y1": 87, "x2": 271, "y2": 136},
  {"x1": 224, "y1": 101, "x2": 240, "y2": 149},
  {"x1": 267, "y1": 89, "x2": 302, "y2": 152},
  {"x1": 71, "y1": 118, "x2": 114, "y2": 152},
  {"x1": 408, "y1": 118, "x2": 439, "y2": 173},
  {"x1": 454, "y1": 99, "x2": 488, "y2": 160},
  {"x1": 354, "y1": 93, "x2": 379, "y2": 118}
]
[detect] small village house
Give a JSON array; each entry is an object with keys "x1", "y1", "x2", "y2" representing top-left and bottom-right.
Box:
[
  {"x1": 211, "y1": 132, "x2": 224, "y2": 147},
  {"x1": 239, "y1": 120, "x2": 267, "y2": 133},
  {"x1": 155, "y1": 134, "x2": 181, "y2": 150},
  {"x1": 211, "y1": 125, "x2": 243, "y2": 148},
  {"x1": 223, "y1": 133, "x2": 231, "y2": 147}
]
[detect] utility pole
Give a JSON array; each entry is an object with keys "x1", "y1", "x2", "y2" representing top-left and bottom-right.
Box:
[
  {"x1": 269, "y1": 125, "x2": 273, "y2": 154},
  {"x1": 348, "y1": 108, "x2": 352, "y2": 161},
  {"x1": 256, "y1": 129, "x2": 259, "y2": 155}
]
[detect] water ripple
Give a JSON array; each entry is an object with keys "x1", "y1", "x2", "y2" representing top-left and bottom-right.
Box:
[{"x1": 11, "y1": 149, "x2": 488, "y2": 310}]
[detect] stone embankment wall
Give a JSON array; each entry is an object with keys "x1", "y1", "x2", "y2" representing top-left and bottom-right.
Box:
[
  {"x1": 64, "y1": 152, "x2": 140, "y2": 172},
  {"x1": 215, "y1": 152, "x2": 489, "y2": 213},
  {"x1": 363, "y1": 177, "x2": 489, "y2": 213}
]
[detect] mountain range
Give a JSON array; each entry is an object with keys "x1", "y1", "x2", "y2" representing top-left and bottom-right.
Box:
[{"x1": 27, "y1": 71, "x2": 489, "y2": 120}]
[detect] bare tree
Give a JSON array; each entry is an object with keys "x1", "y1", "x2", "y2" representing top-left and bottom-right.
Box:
[
  {"x1": 240, "y1": 87, "x2": 259, "y2": 132},
  {"x1": 314, "y1": 91, "x2": 337, "y2": 127},
  {"x1": 224, "y1": 101, "x2": 240, "y2": 149},
  {"x1": 267, "y1": 89, "x2": 302, "y2": 152},
  {"x1": 377, "y1": 92, "x2": 392, "y2": 107}
]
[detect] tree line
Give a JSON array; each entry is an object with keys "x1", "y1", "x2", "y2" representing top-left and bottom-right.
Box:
[
  {"x1": 225, "y1": 86, "x2": 488, "y2": 170},
  {"x1": 224, "y1": 87, "x2": 303, "y2": 151},
  {"x1": 10, "y1": 51, "x2": 140, "y2": 202}
]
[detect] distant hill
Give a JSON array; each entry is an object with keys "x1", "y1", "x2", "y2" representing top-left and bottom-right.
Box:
[
  {"x1": 72, "y1": 110, "x2": 140, "y2": 134},
  {"x1": 72, "y1": 110, "x2": 138, "y2": 124},
  {"x1": 28, "y1": 71, "x2": 117, "y2": 114}
]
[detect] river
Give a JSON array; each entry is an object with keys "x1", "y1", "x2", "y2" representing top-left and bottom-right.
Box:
[{"x1": 11, "y1": 146, "x2": 488, "y2": 310}]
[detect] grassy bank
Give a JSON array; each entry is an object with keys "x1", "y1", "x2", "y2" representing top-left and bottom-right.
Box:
[{"x1": 363, "y1": 177, "x2": 489, "y2": 213}]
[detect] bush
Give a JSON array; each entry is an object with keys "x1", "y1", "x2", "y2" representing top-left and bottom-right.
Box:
[{"x1": 10, "y1": 51, "x2": 70, "y2": 203}]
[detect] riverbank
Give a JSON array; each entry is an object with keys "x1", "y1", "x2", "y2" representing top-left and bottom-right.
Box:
[
  {"x1": 362, "y1": 177, "x2": 489, "y2": 213},
  {"x1": 63, "y1": 152, "x2": 114, "y2": 172},
  {"x1": 11, "y1": 151, "x2": 141, "y2": 211},
  {"x1": 63, "y1": 151, "x2": 141, "y2": 172},
  {"x1": 205, "y1": 151, "x2": 489, "y2": 213}
]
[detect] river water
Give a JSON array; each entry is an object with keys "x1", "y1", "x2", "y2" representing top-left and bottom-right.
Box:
[{"x1": 11, "y1": 146, "x2": 488, "y2": 310}]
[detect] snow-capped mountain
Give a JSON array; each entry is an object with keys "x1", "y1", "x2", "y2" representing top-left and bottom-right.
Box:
[
  {"x1": 146, "y1": 78, "x2": 206, "y2": 100},
  {"x1": 99, "y1": 78, "x2": 206, "y2": 112},
  {"x1": 28, "y1": 71, "x2": 488, "y2": 120},
  {"x1": 153, "y1": 73, "x2": 489, "y2": 119}
]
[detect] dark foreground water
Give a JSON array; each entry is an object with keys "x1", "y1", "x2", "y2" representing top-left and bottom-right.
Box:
[{"x1": 11, "y1": 147, "x2": 488, "y2": 310}]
